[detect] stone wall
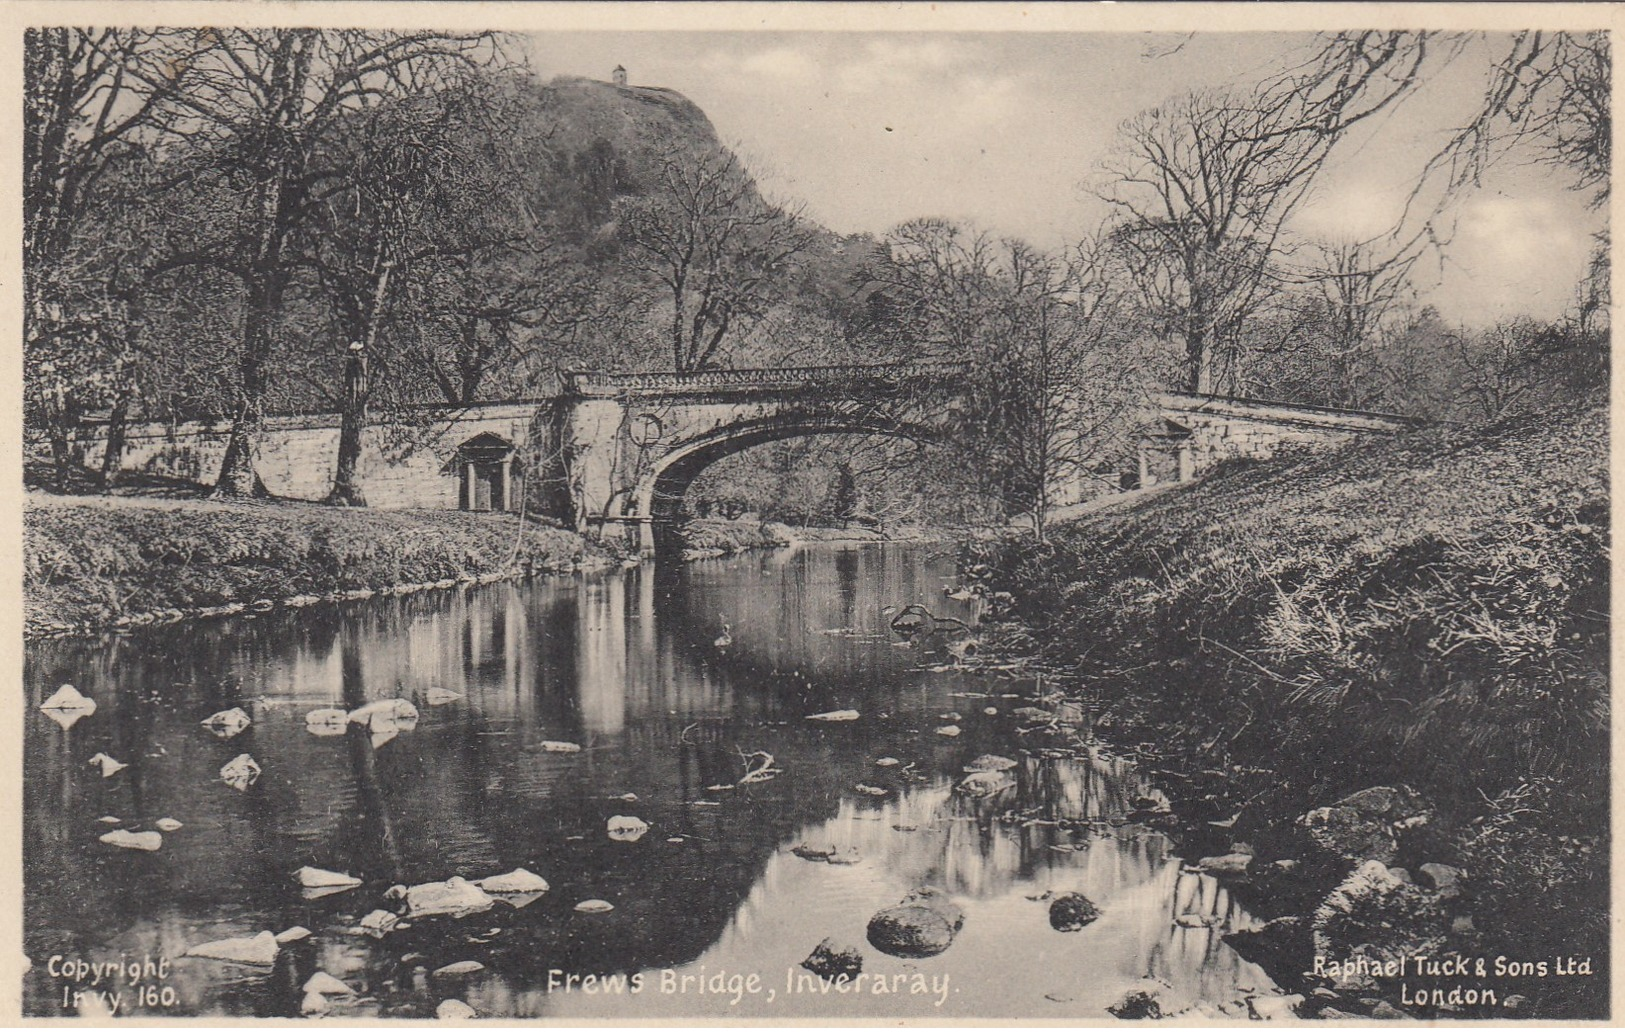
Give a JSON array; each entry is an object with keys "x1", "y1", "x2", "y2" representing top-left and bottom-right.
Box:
[
  {"x1": 85, "y1": 402, "x2": 556, "y2": 509},
  {"x1": 1143, "y1": 393, "x2": 1421, "y2": 485}
]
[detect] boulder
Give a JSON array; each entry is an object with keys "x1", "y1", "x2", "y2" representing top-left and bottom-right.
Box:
[
  {"x1": 185, "y1": 930, "x2": 279, "y2": 966},
  {"x1": 1337, "y1": 785, "x2": 1432, "y2": 825},
  {"x1": 302, "y1": 972, "x2": 355, "y2": 996},
  {"x1": 436, "y1": 999, "x2": 476, "y2": 1020},
  {"x1": 1300, "y1": 785, "x2": 1434, "y2": 863},
  {"x1": 41, "y1": 684, "x2": 95, "y2": 714},
  {"x1": 1106, "y1": 988, "x2": 1162, "y2": 1020},
  {"x1": 348, "y1": 698, "x2": 419, "y2": 728},
  {"x1": 1418, "y1": 862, "x2": 1463, "y2": 897},
  {"x1": 1223, "y1": 917, "x2": 1310, "y2": 976},
  {"x1": 801, "y1": 938, "x2": 863, "y2": 980},
  {"x1": 433, "y1": 960, "x2": 485, "y2": 977},
  {"x1": 201, "y1": 707, "x2": 251, "y2": 737},
  {"x1": 792, "y1": 843, "x2": 836, "y2": 861},
  {"x1": 1196, "y1": 852, "x2": 1253, "y2": 875},
  {"x1": 359, "y1": 910, "x2": 399, "y2": 938},
  {"x1": 1247, "y1": 994, "x2": 1305, "y2": 1021},
  {"x1": 1300, "y1": 805, "x2": 1396, "y2": 863},
  {"x1": 1312, "y1": 861, "x2": 1447, "y2": 991},
  {"x1": 386, "y1": 876, "x2": 494, "y2": 918},
  {"x1": 475, "y1": 868, "x2": 549, "y2": 894},
  {"x1": 99, "y1": 829, "x2": 162, "y2": 852},
  {"x1": 956, "y1": 770, "x2": 1015, "y2": 798},
  {"x1": 867, "y1": 888, "x2": 964, "y2": 958},
  {"x1": 88, "y1": 753, "x2": 127, "y2": 778},
  {"x1": 297, "y1": 866, "x2": 362, "y2": 890},
  {"x1": 574, "y1": 899, "x2": 615, "y2": 913},
  {"x1": 540, "y1": 740, "x2": 581, "y2": 752},
  {"x1": 607, "y1": 815, "x2": 649, "y2": 842},
  {"x1": 1048, "y1": 892, "x2": 1102, "y2": 931},
  {"x1": 219, "y1": 754, "x2": 261, "y2": 791},
  {"x1": 300, "y1": 992, "x2": 330, "y2": 1016}
]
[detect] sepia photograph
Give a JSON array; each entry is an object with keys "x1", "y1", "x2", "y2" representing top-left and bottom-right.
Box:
[{"x1": 14, "y1": 3, "x2": 1613, "y2": 1023}]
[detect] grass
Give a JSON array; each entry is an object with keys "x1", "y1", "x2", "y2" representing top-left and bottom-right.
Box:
[
  {"x1": 967, "y1": 392, "x2": 1609, "y2": 1017},
  {"x1": 674, "y1": 517, "x2": 793, "y2": 556},
  {"x1": 25, "y1": 496, "x2": 615, "y2": 635}
]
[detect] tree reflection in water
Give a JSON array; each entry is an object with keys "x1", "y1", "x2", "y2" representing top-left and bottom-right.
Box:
[{"x1": 24, "y1": 545, "x2": 1272, "y2": 1019}]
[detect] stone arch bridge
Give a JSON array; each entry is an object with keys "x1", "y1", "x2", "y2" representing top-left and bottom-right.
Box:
[
  {"x1": 84, "y1": 362, "x2": 1420, "y2": 557},
  {"x1": 557, "y1": 363, "x2": 968, "y2": 554}
]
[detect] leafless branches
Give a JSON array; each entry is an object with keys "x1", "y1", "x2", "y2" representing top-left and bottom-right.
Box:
[{"x1": 616, "y1": 146, "x2": 813, "y2": 372}]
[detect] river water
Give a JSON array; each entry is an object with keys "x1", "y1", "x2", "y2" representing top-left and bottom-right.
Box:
[{"x1": 24, "y1": 543, "x2": 1275, "y2": 1020}]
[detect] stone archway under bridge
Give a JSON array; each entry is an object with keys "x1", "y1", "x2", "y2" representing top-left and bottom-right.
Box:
[{"x1": 555, "y1": 363, "x2": 969, "y2": 556}]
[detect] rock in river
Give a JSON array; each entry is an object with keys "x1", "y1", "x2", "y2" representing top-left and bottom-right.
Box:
[
  {"x1": 866, "y1": 888, "x2": 964, "y2": 958},
  {"x1": 956, "y1": 770, "x2": 1015, "y2": 798},
  {"x1": 802, "y1": 938, "x2": 863, "y2": 980},
  {"x1": 185, "y1": 930, "x2": 279, "y2": 966},
  {"x1": 475, "y1": 867, "x2": 549, "y2": 894},
  {"x1": 962, "y1": 754, "x2": 1018, "y2": 773},
  {"x1": 607, "y1": 815, "x2": 649, "y2": 842},
  {"x1": 386, "y1": 877, "x2": 494, "y2": 919},
  {"x1": 1048, "y1": 892, "x2": 1102, "y2": 931},
  {"x1": 1196, "y1": 852, "x2": 1253, "y2": 876},
  {"x1": 1106, "y1": 986, "x2": 1162, "y2": 1020},
  {"x1": 436, "y1": 999, "x2": 476, "y2": 1020}
]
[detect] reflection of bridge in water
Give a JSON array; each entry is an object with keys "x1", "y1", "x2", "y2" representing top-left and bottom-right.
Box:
[{"x1": 25, "y1": 547, "x2": 1272, "y2": 1018}]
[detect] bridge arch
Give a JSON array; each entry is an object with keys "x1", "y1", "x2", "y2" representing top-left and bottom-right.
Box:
[{"x1": 626, "y1": 413, "x2": 939, "y2": 555}]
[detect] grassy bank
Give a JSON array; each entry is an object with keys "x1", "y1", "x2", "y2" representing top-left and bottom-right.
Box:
[
  {"x1": 675, "y1": 517, "x2": 963, "y2": 558},
  {"x1": 673, "y1": 516, "x2": 795, "y2": 558},
  {"x1": 25, "y1": 497, "x2": 616, "y2": 637},
  {"x1": 966, "y1": 393, "x2": 1608, "y2": 1018}
]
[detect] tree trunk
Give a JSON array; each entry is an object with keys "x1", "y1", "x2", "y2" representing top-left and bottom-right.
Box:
[
  {"x1": 98, "y1": 390, "x2": 130, "y2": 492},
  {"x1": 215, "y1": 157, "x2": 292, "y2": 498},
  {"x1": 328, "y1": 262, "x2": 390, "y2": 507},
  {"x1": 327, "y1": 343, "x2": 369, "y2": 506}
]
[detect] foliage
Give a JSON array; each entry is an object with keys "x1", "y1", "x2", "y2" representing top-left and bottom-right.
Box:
[
  {"x1": 24, "y1": 500, "x2": 608, "y2": 633},
  {"x1": 615, "y1": 146, "x2": 813, "y2": 371}
]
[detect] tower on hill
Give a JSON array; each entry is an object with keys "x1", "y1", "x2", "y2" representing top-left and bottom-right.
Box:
[{"x1": 612, "y1": 65, "x2": 628, "y2": 87}]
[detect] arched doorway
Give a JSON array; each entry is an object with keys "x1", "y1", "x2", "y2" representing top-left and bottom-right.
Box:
[{"x1": 455, "y1": 432, "x2": 523, "y2": 512}]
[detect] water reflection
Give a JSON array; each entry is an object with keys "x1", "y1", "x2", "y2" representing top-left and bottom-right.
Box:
[{"x1": 24, "y1": 544, "x2": 1272, "y2": 1019}]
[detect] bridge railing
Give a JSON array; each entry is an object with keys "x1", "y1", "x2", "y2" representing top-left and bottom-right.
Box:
[{"x1": 565, "y1": 361, "x2": 972, "y2": 396}]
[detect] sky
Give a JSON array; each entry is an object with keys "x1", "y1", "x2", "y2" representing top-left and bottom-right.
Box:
[{"x1": 526, "y1": 31, "x2": 1603, "y2": 327}]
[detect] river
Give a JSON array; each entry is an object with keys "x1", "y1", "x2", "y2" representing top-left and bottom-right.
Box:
[{"x1": 24, "y1": 542, "x2": 1276, "y2": 1019}]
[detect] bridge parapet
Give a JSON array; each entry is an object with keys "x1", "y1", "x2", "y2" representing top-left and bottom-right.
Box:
[{"x1": 565, "y1": 361, "x2": 971, "y2": 398}]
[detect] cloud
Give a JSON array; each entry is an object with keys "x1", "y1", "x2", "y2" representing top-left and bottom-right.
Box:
[
  {"x1": 736, "y1": 45, "x2": 820, "y2": 82},
  {"x1": 1434, "y1": 194, "x2": 1593, "y2": 321}
]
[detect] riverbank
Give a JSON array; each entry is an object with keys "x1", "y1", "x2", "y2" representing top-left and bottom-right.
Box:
[
  {"x1": 675, "y1": 517, "x2": 964, "y2": 559},
  {"x1": 961, "y1": 394, "x2": 1609, "y2": 1020},
  {"x1": 25, "y1": 495, "x2": 617, "y2": 638}
]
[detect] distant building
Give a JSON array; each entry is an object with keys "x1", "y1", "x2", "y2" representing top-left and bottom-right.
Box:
[{"x1": 612, "y1": 64, "x2": 627, "y2": 87}]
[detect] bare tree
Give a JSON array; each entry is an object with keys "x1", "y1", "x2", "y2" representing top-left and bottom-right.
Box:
[
  {"x1": 134, "y1": 29, "x2": 505, "y2": 497},
  {"x1": 1099, "y1": 89, "x2": 1343, "y2": 395},
  {"x1": 615, "y1": 146, "x2": 812, "y2": 372},
  {"x1": 974, "y1": 238, "x2": 1148, "y2": 539},
  {"x1": 23, "y1": 29, "x2": 204, "y2": 489}
]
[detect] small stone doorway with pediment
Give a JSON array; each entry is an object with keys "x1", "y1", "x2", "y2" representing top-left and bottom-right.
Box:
[{"x1": 455, "y1": 432, "x2": 522, "y2": 512}]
